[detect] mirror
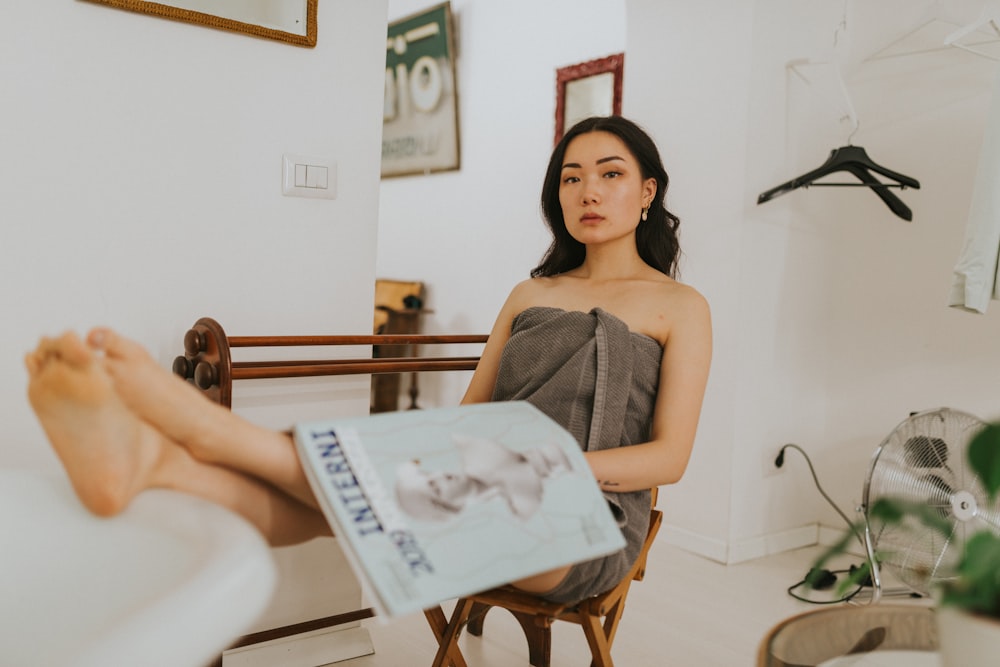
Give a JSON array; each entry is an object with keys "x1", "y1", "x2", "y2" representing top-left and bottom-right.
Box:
[
  {"x1": 554, "y1": 53, "x2": 624, "y2": 144},
  {"x1": 82, "y1": 0, "x2": 318, "y2": 47}
]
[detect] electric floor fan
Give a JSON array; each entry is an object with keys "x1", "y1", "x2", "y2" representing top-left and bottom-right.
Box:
[{"x1": 861, "y1": 407, "x2": 999, "y2": 602}]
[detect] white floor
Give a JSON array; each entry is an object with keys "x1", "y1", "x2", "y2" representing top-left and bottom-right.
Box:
[{"x1": 345, "y1": 542, "x2": 921, "y2": 666}]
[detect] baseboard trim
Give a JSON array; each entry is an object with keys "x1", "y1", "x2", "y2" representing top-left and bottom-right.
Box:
[
  {"x1": 662, "y1": 523, "x2": 823, "y2": 564},
  {"x1": 818, "y1": 523, "x2": 867, "y2": 558},
  {"x1": 221, "y1": 625, "x2": 374, "y2": 667},
  {"x1": 727, "y1": 524, "x2": 820, "y2": 564},
  {"x1": 660, "y1": 525, "x2": 730, "y2": 563}
]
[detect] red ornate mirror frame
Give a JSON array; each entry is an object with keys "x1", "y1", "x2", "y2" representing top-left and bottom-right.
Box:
[{"x1": 554, "y1": 53, "x2": 624, "y2": 145}]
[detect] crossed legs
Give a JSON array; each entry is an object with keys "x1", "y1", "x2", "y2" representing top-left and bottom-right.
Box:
[
  {"x1": 25, "y1": 327, "x2": 574, "y2": 593},
  {"x1": 25, "y1": 329, "x2": 329, "y2": 546}
]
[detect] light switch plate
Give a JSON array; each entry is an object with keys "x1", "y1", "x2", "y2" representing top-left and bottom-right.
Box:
[{"x1": 283, "y1": 154, "x2": 337, "y2": 199}]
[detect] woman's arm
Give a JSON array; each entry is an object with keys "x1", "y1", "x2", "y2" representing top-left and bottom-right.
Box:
[{"x1": 585, "y1": 287, "x2": 712, "y2": 492}]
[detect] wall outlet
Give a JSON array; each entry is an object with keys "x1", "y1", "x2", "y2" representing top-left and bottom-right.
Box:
[{"x1": 762, "y1": 446, "x2": 786, "y2": 478}]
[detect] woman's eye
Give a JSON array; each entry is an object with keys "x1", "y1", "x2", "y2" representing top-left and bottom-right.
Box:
[
  {"x1": 562, "y1": 176, "x2": 580, "y2": 184},
  {"x1": 603, "y1": 171, "x2": 622, "y2": 179}
]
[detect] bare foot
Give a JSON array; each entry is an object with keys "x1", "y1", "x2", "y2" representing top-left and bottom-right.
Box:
[
  {"x1": 86, "y1": 327, "x2": 231, "y2": 460},
  {"x1": 88, "y1": 328, "x2": 316, "y2": 510},
  {"x1": 25, "y1": 332, "x2": 167, "y2": 516}
]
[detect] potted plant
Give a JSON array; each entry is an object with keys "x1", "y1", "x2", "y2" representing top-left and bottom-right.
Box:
[{"x1": 809, "y1": 421, "x2": 1000, "y2": 665}]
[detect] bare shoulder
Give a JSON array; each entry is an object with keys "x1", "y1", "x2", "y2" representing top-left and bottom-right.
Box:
[
  {"x1": 662, "y1": 280, "x2": 710, "y2": 318},
  {"x1": 637, "y1": 278, "x2": 710, "y2": 346},
  {"x1": 500, "y1": 277, "x2": 560, "y2": 313}
]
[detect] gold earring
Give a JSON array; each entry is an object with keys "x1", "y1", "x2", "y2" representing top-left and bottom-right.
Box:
[{"x1": 641, "y1": 205, "x2": 649, "y2": 222}]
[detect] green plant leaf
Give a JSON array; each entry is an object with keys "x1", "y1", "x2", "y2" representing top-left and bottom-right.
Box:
[
  {"x1": 805, "y1": 526, "x2": 864, "y2": 590},
  {"x1": 957, "y1": 532, "x2": 1000, "y2": 584},
  {"x1": 968, "y1": 423, "x2": 1000, "y2": 501},
  {"x1": 869, "y1": 497, "x2": 953, "y2": 538},
  {"x1": 940, "y1": 533, "x2": 1000, "y2": 616},
  {"x1": 835, "y1": 560, "x2": 871, "y2": 597}
]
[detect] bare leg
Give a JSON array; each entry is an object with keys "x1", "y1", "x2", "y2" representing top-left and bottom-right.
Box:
[
  {"x1": 510, "y1": 566, "x2": 572, "y2": 595},
  {"x1": 88, "y1": 327, "x2": 318, "y2": 510},
  {"x1": 25, "y1": 332, "x2": 328, "y2": 546}
]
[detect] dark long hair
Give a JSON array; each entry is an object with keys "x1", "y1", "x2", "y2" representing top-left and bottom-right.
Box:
[{"x1": 532, "y1": 116, "x2": 681, "y2": 278}]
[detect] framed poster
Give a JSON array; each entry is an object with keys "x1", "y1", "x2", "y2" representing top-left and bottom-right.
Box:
[
  {"x1": 554, "y1": 53, "x2": 624, "y2": 145},
  {"x1": 382, "y1": 2, "x2": 461, "y2": 178}
]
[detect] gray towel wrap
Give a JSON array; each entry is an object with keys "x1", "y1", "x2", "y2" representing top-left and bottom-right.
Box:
[{"x1": 491, "y1": 306, "x2": 661, "y2": 603}]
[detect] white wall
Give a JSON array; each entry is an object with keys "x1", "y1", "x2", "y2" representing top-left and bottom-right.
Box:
[
  {"x1": 1, "y1": 0, "x2": 388, "y2": 643},
  {"x1": 377, "y1": 0, "x2": 627, "y2": 407},
  {"x1": 628, "y1": 0, "x2": 1000, "y2": 561},
  {"x1": 622, "y1": 0, "x2": 756, "y2": 560},
  {"x1": 377, "y1": 0, "x2": 1000, "y2": 564}
]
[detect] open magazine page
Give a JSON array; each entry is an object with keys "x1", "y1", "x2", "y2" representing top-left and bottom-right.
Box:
[{"x1": 293, "y1": 401, "x2": 625, "y2": 618}]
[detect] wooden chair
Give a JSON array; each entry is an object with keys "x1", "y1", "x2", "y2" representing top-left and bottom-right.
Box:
[{"x1": 429, "y1": 488, "x2": 663, "y2": 667}]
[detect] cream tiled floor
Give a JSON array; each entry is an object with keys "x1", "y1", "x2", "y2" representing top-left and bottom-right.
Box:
[{"x1": 345, "y1": 542, "x2": 912, "y2": 666}]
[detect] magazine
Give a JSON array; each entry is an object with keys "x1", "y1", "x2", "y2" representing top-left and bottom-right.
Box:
[{"x1": 293, "y1": 401, "x2": 626, "y2": 618}]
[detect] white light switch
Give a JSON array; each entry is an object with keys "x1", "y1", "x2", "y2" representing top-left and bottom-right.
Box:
[
  {"x1": 306, "y1": 165, "x2": 327, "y2": 189},
  {"x1": 283, "y1": 154, "x2": 337, "y2": 199}
]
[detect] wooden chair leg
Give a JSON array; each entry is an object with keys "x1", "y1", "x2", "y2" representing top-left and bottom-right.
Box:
[
  {"x1": 465, "y1": 601, "x2": 492, "y2": 637},
  {"x1": 508, "y1": 610, "x2": 552, "y2": 667},
  {"x1": 580, "y1": 612, "x2": 614, "y2": 667},
  {"x1": 425, "y1": 604, "x2": 470, "y2": 667},
  {"x1": 598, "y1": 598, "x2": 626, "y2": 656}
]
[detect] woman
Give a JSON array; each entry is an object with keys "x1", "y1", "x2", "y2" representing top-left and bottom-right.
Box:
[
  {"x1": 457, "y1": 116, "x2": 711, "y2": 600},
  {"x1": 25, "y1": 116, "x2": 711, "y2": 602}
]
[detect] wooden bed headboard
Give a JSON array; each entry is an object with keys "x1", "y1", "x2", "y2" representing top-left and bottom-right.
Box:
[{"x1": 172, "y1": 317, "x2": 488, "y2": 409}]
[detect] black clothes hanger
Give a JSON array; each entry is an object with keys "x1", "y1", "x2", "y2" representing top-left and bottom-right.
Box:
[{"x1": 757, "y1": 145, "x2": 921, "y2": 221}]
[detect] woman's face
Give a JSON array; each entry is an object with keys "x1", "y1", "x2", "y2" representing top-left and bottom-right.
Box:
[{"x1": 558, "y1": 131, "x2": 656, "y2": 247}]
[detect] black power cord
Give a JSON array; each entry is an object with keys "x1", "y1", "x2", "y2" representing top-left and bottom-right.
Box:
[
  {"x1": 775, "y1": 443, "x2": 868, "y2": 605},
  {"x1": 786, "y1": 567, "x2": 865, "y2": 605}
]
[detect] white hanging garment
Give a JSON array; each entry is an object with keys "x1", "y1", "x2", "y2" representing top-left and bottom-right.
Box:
[{"x1": 947, "y1": 65, "x2": 1000, "y2": 313}]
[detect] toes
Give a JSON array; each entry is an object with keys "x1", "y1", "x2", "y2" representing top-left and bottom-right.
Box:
[
  {"x1": 33, "y1": 335, "x2": 58, "y2": 360},
  {"x1": 88, "y1": 327, "x2": 144, "y2": 362},
  {"x1": 27, "y1": 332, "x2": 91, "y2": 372},
  {"x1": 86, "y1": 327, "x2": 111, "y2": 351},
  {"x1": 55, "y1": 332, "x2": 93, "y2": 368},
  {"x1": 24, "y1": 351, "x2": 40, "y2": 376}
]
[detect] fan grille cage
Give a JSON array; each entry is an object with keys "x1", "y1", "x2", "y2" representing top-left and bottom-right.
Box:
[{"x1": 863, "y1": 408, "x2": 1000, "y2": 595}]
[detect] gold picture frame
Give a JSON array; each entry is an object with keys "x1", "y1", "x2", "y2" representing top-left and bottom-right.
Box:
[{"x1": 81, "y1": 0, "x2": 318, "y2": 48}]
